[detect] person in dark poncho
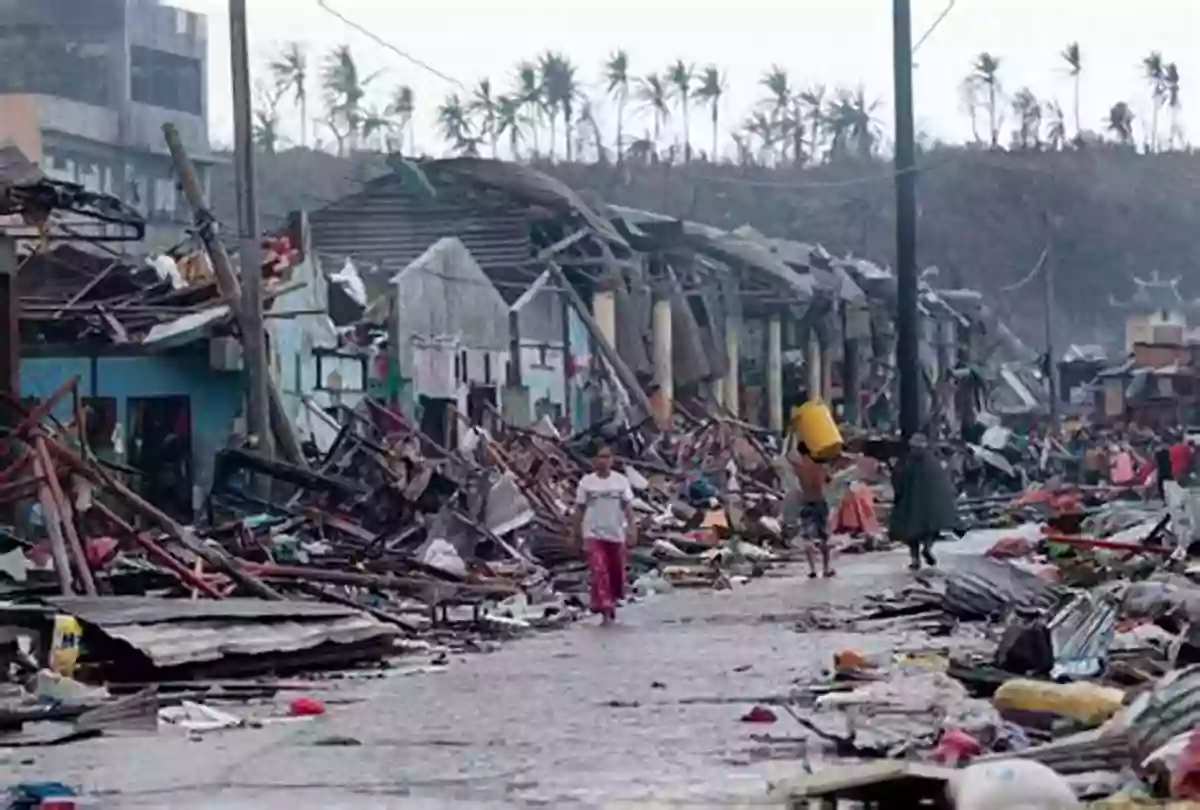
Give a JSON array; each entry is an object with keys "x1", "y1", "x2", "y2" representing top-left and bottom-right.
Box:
[{"x1": 889, "y1": 434, "x2": 961, "y2": 571}]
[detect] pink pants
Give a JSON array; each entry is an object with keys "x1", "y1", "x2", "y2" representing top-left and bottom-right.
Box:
[{"x1": 586, "y1": 538, "x2": 627, "y2": 616}]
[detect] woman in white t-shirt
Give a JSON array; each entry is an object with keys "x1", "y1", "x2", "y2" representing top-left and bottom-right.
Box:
[{"x1": 573, "y1": 443, "x2": 637, "y2": 624}]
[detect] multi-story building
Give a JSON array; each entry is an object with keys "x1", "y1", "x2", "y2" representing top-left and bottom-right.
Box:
[{"x1": 0, "y1": 0, "x2": 212, "y2": 246}]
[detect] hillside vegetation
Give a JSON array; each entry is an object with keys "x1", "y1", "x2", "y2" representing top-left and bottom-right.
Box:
[{"x1": 215, "y1": 145, "x2": 1200, "y2": 347}]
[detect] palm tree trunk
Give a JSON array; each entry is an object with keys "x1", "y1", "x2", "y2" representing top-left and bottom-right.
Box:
[
  {"x1": 988, "y1": 86, "x2": 997, "y2": 147},
  {"x1": 1151, "y1": 103, "x2": 1160, "y2": 152},
  {"x1": 682, "y1": 100, "x2": 690, "y2": 163},
  {"x1": 711, "y1": 106, "x2": 718, "y2": 161},
  {"x1": 301, "y1": 97, "x2": 308, "y2": 147},
  {"x1": 511, "y1": 131, "x2": 519, "y2": 161},
  {"x1": 549, "y1": 114, "x2": 557, "y2": 162},
  {"x1": 529, "y1": 103, "x2": 540, "y2": 158},
  {"x1": 490, "y1": 115, "x2": 498, "y2": 158},
  {"x1": 653, "y1": 114, "x2": 660, "y2": 143},
  {"x1": 1073, "y1": 75, "x2": 1081, "y2": 140},
  {"x1": 616, "y1": 99, "x2": 625, "y2": 164}
]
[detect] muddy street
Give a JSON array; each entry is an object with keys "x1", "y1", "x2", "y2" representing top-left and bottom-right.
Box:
[{"x1": 12, "y1": 551, "x2": 925, "y2": 809}]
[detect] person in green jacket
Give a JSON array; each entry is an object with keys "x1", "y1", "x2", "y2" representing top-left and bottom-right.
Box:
[{"x1": 889, "y1": 434, "x2": 961, "y2": 571}]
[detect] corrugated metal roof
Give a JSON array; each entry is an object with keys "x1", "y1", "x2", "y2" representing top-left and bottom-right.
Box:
[
  {"x1": 308, "y1": 174, "x2": 534, "y2": 303},
  {"x1": 47, "y1": 596, "x2": 398, "y2": 668},
  {"x1": 48, "y1": 596, "x2": 358, "y2": 625},
  {"x1": 101, "y1": 614, "x2": 398, "y2": 667}
]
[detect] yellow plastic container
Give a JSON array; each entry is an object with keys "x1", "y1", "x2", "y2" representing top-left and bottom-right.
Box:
[
  {"x1": 993, "y1": 678, "x2": 1126, "y2": 728},
  {"x1": 49, "y1": 614, "x2": 82, "y2": 678},
  {"x1": 791, "y1": 399, "x2": 843, "y2": 460}
]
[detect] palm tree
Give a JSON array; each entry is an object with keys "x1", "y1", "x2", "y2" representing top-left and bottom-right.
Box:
[
  {"x1": 1060, "y1": 42, "x2": 1082, "y2": 140},
  {"x1": 321, "y1": 45, "x2": 374, "y2": 155},
  {"x1": 823, "y1": 101, "x2": 851, "y2": 161},
  {"x1": 743, "y1": 111, "x2": 777, "y2": 164},
  {"x1": 360, "y1": 104, "x2": 391, "y2": 151},
  {"x1": 1165, "y1": 62, "x2": 1182, "y2": 149},
  {"x1": 798, "y1": 85, "x2": 827, "y2": 162},
  {"x1": 759, "y1": 65, "x2": 794, "y2": 159},
  {"x1": 495, "y1": 95, "x2": 526, "y2": 160},
  {"x1": 845, "y1": 87, "x2": 882, "y2": 158},
  {"x1": 555, "y1": 57, "x2": 581, "y2": 162},
  {"x1": 969, "y1": 52, "x2": 1003, "y2": 148},
  {"x1": 253, "y1": 85, "x2": 283, "y2": 154},
  {"x1": 270, "y1": 42, "x2": 308, "y2": 147},
  {"x1": 385, "y1": 85, "x2": 415, "y2": 153},
  {"x1": 576, "y1": 99, "x2": 607, "y2": 163},
  {"x1": 1143, "y1": 51, "x2": 1167, "y2": 152},
  {"x1": 513, "y1": 60, "x2": 542, "y2": 158},
  {"x1": 958, "y1": 78, "x2": 982, "y2": 144},
  {"x1": 666, "y1": 59, "x2": 694, "y2": 162},
  {"x1": 604, "y1": 50, "x2": 631, "y2": 161},
  {"x1": 1010, "y1": 87, "x2": 1042, "y2": 149},
  {"x1": 636, "y1": 73, "x2": 670, "y2": 144},
  {"x1": 1044, "y1": 101, "x2": 1067, "y2": 150},
  {"x1": 469, "y1": 78, "x2": 500, "y2": 157},
  {"x1": 538, "y1": 52, "x2": 579, "y2": 161},
  {"x1": 1107, "y1": 101, "x2": 1136, "y2": 145},
  {"x1": 437, "y1": 93, "x2": 472, "y2": 147},
  {"x1": 694, "y1": 65, "x2": 725, "y2": 160}
]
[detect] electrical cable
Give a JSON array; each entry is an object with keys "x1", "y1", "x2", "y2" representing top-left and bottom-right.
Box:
[
  {"x1": 913, "y1": 0, "x2": 957, "y2": 55},
  {"x1": 315, "y1": 0, "x2": 465, "y2": 90}
]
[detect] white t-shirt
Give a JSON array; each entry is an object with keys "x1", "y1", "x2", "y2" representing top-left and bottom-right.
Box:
[{"x1": 575, "y1": 471, "x2": 634, "y2": 542}]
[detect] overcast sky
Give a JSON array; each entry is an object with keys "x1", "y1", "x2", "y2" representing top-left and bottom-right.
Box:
[{"x1": 174, "y1": 0, "x2": 1198, "y2": 157}]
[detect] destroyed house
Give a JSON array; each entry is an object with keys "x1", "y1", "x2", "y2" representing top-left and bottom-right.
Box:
[
  {"x1": 303, "y1": 158, "x2": 632, "y2": 434},
  {"x1": 16, "y1": 243, "x2": 242, "y2": 518}
]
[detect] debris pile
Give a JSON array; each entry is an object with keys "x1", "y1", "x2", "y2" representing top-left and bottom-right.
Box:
[
  {"x1": 0, "y1": 371, "x2": 831, "y2": 753},
  {"x1": 770, "y1": 467, "x2": 1200, "y2": 809}
]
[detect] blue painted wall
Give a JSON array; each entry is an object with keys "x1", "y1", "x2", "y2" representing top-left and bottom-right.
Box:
[{"x1": 20, "y1": 350, "x2": 242, "y2": 506}]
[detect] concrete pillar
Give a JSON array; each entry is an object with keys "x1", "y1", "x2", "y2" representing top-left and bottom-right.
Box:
[
  {"x1": 767, "y1": 314, "x2": 783, "y2": 432},
  {"x1": 723, "y1": 315, "x2": 740, "y2": 417},
  {"x1": 807, "y1": 329, "x2": 822, "y2": 401},
  {"x1": 652, "y1": 294, "x2": 673, "y2": 427},
  {"x1": 592, "y1": 289, "x2": 617, "y2": 349}
]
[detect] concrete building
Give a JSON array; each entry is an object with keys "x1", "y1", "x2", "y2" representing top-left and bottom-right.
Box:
[{"x1": 0, "y1": 0, "x2": 212, "y2": 248}]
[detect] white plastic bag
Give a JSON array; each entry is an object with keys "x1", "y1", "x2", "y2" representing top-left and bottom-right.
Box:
[{"x1": 949, "y1": 759, "x2": 1080, "y2": 810}]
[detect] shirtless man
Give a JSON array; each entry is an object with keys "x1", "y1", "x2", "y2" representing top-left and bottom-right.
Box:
[{"x1": 790, "y1": 446, "x2": 834, "y2": 579}]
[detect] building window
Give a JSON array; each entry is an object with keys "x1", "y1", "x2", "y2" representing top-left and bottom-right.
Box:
[
  {"x1": 153, "y1": 178, "x2": 177, "y2": 216},
  {"x1": 0, "y1": 27, "x2": 113, "y2": 106},
  {"x1": 130, "y1": 45, "x2": 202, "y2": 115}
]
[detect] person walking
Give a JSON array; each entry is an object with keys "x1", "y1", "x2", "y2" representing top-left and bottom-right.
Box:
[
  {"x1": 573, "y1": 443, "x2": 637, "y2": 624},
  {"x1": 889, "y1": 435, "x2": 960, "y2": 571},
  {"x1": 788, "y1": 446, "x2": 834, "y2": 578}
]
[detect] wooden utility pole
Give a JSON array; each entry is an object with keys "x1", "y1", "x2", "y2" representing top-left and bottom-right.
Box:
[
  {"x1": 1043, "y1": 213, "x2": 1058, "y2": 418},
  {"x1": 229, "y1": 0, "x2": 272, "y2": 472},
  {"x1": 893, "y1": 0, "x2": 920, "y2": 438},
  {"x1": 162, "y1": 124, "x2": 306, "y2": 467}
]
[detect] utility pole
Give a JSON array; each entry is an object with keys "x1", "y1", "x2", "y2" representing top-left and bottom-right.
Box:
[
  {"x1": 229, "y1": 0, "x2": 273, "y2": 468},
  {"x1": 1043, "y1": 213, "x2": 1058, "y2": 419},
  {"x1": 893, "y1": 0, "x2": 920, "y2": 438}
]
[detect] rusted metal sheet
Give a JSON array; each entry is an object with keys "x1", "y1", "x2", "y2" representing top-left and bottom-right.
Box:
[{"x1": 308, "y1": 175, "x2": 533, "y2": 303}]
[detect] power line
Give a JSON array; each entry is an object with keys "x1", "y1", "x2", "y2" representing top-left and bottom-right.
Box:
[
  {"x1": 913, "y1": 0, "x2": 957, "y2": 54},
  {"x1": 314, "y1": 0, "x2": 465, "y2": 90}
]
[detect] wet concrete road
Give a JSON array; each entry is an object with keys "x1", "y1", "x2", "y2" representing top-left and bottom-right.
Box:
[{"x1": 11, "y1": 550, "x2": 927, "y2": 809}]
